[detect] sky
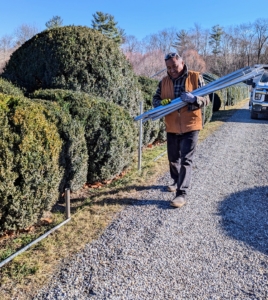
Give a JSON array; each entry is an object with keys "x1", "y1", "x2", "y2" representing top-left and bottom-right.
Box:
[{"x1": 1, "y1": 0, "x2": 268, "y2": 40}]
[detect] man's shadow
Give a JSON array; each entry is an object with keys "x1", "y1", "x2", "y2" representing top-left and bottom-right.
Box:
[{"x1": 218, "y1": 186, "x2": 268, "y2": 255}]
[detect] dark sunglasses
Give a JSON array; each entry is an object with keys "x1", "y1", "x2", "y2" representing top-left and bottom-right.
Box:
[{"x1": 165, "y1": 52, "x2": 180, "y2": 61}]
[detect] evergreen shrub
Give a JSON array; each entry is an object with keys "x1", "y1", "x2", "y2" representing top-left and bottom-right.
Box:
[
  {"x1": 137, "y1": 76, "x2": 161, "y2": 145},
  {"x1": 0, "y1": 78, "x2": 24, "y2": 96},
  {"x1": 225, "y1": 83, "x2": 249, "y2": 106},
  {"x1": 29, "y1": 90, "x2": 90, "y2": 192},
  {"x1": 0, "y1": 94, "x2": 62, "y2": 233},
  {"x1": 30, "y1": 89, "x2": 137, "y2": 184},
  {"x1": 203, "y1": 73, "x2": 249, "y2": 110},
  {"x1": 84, "y1": 100, "x2": 137, "y2": 183},
  {"x1": 2, "y1": 25, "x2": 142, "y2": 117},
  {"x1": 203, "y1": 72, "x2": 222, "y2": 112}
]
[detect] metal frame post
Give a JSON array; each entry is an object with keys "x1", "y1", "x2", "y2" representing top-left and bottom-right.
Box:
[
  {"x1": 138, "y1": 101, "x2": 143, "y2": 171},
  {"x1": 65, "y1": 188, "x2": 70, "y2": 219}
]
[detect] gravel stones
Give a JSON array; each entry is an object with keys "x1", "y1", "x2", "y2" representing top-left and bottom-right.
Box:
[{"x1": 34, "y1": 105, "x2": 268, "y2": 300}]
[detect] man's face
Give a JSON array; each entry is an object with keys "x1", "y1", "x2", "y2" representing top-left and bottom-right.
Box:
[{"x1": 166, "y1": 57, "x2": 184, "y2": 79}]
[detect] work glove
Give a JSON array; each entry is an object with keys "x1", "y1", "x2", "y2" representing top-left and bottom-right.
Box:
[
  {"x1": 161, "y1": 98, "x2": 171, "y2": 105},
  {"x1": 180, "y1": 92, "x2": 197, "y2": 104}
]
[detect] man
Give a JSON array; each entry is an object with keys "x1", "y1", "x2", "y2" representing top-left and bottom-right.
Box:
[{"x1": 153, "y1": 52, "x2": 209, "y2": 208}]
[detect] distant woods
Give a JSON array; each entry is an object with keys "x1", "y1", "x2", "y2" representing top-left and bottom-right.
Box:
[
  {"x1": 1, "y1": 15, "x2": 268, "y2": 78},
  {"x1": 122, "y1": 19, "x2": 268, "y2": 78}
]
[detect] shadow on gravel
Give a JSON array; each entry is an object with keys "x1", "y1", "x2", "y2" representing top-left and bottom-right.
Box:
[
  {"x1": 219, "y1": 186, "x2": 268, "y2": 255},
  {"x1": 99, "y1": 197, "x2": 173, "y2": 209},
  {"x1": 211, "y1": 108, "x2": 268, "y2": 124}
]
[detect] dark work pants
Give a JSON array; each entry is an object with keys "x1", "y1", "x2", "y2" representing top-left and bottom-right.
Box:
[{"x1": 167, "y1": 130, "x2": 199, "y2": 196}]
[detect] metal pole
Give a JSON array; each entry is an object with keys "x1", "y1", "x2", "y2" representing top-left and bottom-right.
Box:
[
  {"x1": 134, "y1": 66, "x2": 264, "y2": 122},
  {"x1": 0, "y1": 218, "x2": 71, "y2": 268},
  {"x1": 138, "y1": 101, "x2": 143, "y2": 171},
  {"x1": 65, "y1": 188, "x2": 70, "y2": 219},
  {"x1": 0, "y1": 189, "x2": 72, "y2": 269},
  {"x1": 224, "y1": 89, "x2": 226, "y2": 110},
  {"x1": 212, "y1": 92, "x2": 215, "y2": 115},
  {"x1": 203, "y1": 102, "x2": 206, "y2": 127}
]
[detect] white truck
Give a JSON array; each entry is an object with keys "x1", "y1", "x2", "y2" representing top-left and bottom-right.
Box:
[{"x1": 249, "y1": 64, "x2": 268, "y2": 119}]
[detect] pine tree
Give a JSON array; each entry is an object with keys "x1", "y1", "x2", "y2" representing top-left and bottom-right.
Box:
[
  {"x1": 209, "y1": 25, "x2": 224, "y2": 56},
  {"x1": 172, "y1": 30, "x2": 192, "y2": 55},
  {"x1": 45, "y1": 16, "x2": 63, "y2": 29},
  {"x1": 91, "y1": 11, "x2": 124, "y2": 45}
]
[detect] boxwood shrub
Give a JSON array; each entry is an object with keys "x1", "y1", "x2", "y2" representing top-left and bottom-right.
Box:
[
  {"x1": 84, "y1": 100, "x2": 137, "y2": 183},
  {"x1": 0, "y1": 77, "x2": 24, "y2": 96},
  {"x1": 29, "y1": 89, "x2": 137, "y2": 184},
  {"x1": 0, "y1": 94, "x2": 62, "y2": 233},
  {"x1": 137, "y1": 76, "x2": 162, "y2": 146},
  {"x1": 2, "y1": 25, "x2": 142, "y2": 117},
  {"x1": 29, "y1": 90, "x2": 89, "y2": 192}
]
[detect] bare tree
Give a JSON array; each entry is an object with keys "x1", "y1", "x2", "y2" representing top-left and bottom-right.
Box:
[
  {"x1": 253, "y1": 18, "x2": 268, "y2": 63},
  {"x1": 125, "y1": 49, "x2": 166, "y2": 79},
  {"x1": 0, "y1": 34, "x2": 14, "y2": 73},
  {"x1": 173, "y1": 29, "x2": 194, "y2": 55},
  {"x1": 142, "y1": 28, "x2": 177, "y2": 54},
  {"x1": 227, "y1": 24, "x2": 255, "y2": 69},
  {"x1": 183, "y1": 49, "x2": 206, "y2": 72},
  {"x1": 14, "y1": 23, "x2": 40, "y2": 47},
  {"x1": 121, "y1": 35, "x2": 142, "y2": 54}
]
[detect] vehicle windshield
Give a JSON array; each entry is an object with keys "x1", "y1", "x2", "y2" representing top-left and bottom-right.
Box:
[{"x1": 260, "y1": 71, "x2": 268, "y2": 83}]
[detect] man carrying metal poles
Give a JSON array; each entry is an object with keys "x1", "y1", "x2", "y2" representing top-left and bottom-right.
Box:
[{"x1": 152, "y1": 52, "x2": 210, "y2": 208}]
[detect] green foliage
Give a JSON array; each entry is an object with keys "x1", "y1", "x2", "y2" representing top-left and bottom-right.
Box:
[
  {"x1": 45, "y1": 15, "x2": 63, "y2": 29},
  {"x1": 29, "y1": 89, "x2": 99, "y2": 121},
  {"x1": 0, "y1": 94, "x2": 62, "y2": 234},
  {"x1": 203, "y1": 72, "x2": 249, "y2": 113},
  {"x1": 30, "y1": 88, "x2": 137, "y2": 185},
  {"x1": 29, "y1": 90, "x2": 89, "y2": 192},
  {"x1": 2, "y1": 26, "x2": 141, "y2": 117},
  {"x1": 91, "y1": 11, "x2": 124, "y2": 45},
  {"x1": 225, "y1": 83, "x2": 249, "y2": 106},
  {"x1": 84, "y1": 100, "x2": 138, "y2": 183},
  {"x1": 203, "y1": 72, "x2": 222, "y2": 112},
  {"x1": 137, "y1": 76, "x2": 163, "y2": 145},
  {"x1": 0, "y1": 78, "x2": 24, "y2": 96},
  {"x1": 209, "y1": 25, "x2": 224, "y2": 56},
  {"x1": 172, "y1": 29, "x2": 191, "y2": 55},
  {"x1": 203, "y1": 101, "x2": 213, "y2": 125}
]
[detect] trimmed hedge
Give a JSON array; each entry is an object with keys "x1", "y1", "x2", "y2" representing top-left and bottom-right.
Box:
[
  {"x1": 0, "y1": 77, "x2": 24, "y2": 96},
  {"x1": 225, "y1": 83, "x2": 249, "y2": 106},
  {"x1": 2, "y1": 25, "x2": 142, "y2": 117},
  {"x1": 202, "y1": 73, "x2": 222, "y2": 112},
  {"x1": 30, "y1": 98, "x2": 88, "y2": 193},
  {"x1": 29, "y1": 89, "x2": 137, "y2": 184},
  {"x1": 137, "y1": 76, "x2": 163, "y2": 145},
  {"x1": 84, "y1": 101, "x2": 137, "y2": 183},
  {"x1": 202, "y1": 72, "x2": 249, "y2": 111},
  {"x1": 0, "y1": 94, "x2": 62, "y2": 233},
  {"x1": 29, "y1": 90, "x2": 92, "y2": 192},
  {"x1": 30, "y1": 89, "x2": 100, "y2": 121}
]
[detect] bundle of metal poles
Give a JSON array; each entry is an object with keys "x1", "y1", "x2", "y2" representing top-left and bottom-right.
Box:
[{"x1": 134, "y1": 66, "x2": 264, "y2": 123}]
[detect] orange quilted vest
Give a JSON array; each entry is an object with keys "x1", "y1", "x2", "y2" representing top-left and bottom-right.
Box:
[{"x1": 161, "y1": 71, "x2": 203, "y2": 134}]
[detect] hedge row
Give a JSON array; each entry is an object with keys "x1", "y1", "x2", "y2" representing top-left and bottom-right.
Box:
[
  {"x1": 0, "y1": 86, "x2": 138, "y2": 234},
  {"x1": 0, "y1": 77, "x2": 24, "y2": 96},
  {"x1": 0, "y1": 93, "x2": 62, "y2": 233},
  {"x1": 203, "y1": 72, "x2": 249, "y2": 111},
  {"x1": 30, "y1": 89, "x2": 138, "y2": 184},
  {"x1": 137, "y1": 76, "x2": 166, "y2": 145}
]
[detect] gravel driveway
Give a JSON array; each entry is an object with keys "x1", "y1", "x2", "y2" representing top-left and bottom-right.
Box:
[{"x1": 34, "y1": 104, "x2": 268, "y2": 300}]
